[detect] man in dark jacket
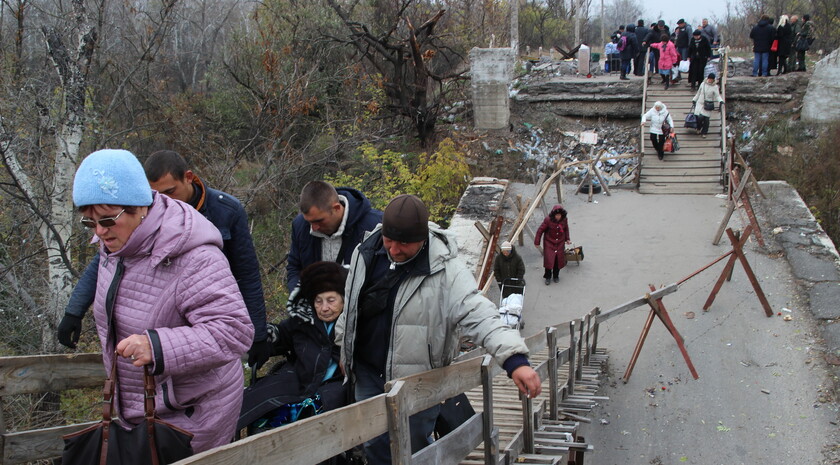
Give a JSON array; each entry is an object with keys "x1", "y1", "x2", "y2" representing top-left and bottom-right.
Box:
[
  {"x1": 750, "y1": 15, "x2": 775, "y2": 76},
  {"x1": 634, "y1": 19, "x2": 650, "y2": 76},
  {"x1": 644, "y1": 22, "x2": 662, "y2": 76},
  {"x1": 286, "y1": 181, "x2": 382, "y2": 291},
  {"x1": 673, "y1": 19, "x2": 691, "y2": 59},
  {"x1": 620, "y1": 25, "x2": 639, "y2": 80},
  {"x1": 58, "y1": 150, "x2": 272, "y2": 369}
]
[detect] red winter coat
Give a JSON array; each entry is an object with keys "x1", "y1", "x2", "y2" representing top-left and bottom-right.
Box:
[{"x1": 534, "y1": 204, "x2": 570, "y2": 269}]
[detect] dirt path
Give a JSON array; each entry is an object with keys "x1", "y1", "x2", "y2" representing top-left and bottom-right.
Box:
[{"x1": 497, "y1": 184, "x2": 838, "y2": 464}]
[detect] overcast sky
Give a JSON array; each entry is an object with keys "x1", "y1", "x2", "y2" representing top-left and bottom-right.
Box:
[{"x1": 639, "y1": 0, "x2": 732, "y2": 29}]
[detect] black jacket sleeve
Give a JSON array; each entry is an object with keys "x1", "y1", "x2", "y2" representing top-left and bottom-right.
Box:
[
  {"x1": 225, "y1": 201, "x2": 268, "y2": 342},
  {"x1": 64, "y1": 254, "x2": 99, "y2": 318}
]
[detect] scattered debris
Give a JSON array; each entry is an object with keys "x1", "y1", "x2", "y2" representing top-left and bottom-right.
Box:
[
  {"x1": 600, "y1": 418, "x2": 610, "y2": 425},
  {"x1": 783, "y1": 315, "x2": 793, "y2": 321},
  {"x1": 684, "y1": 311, "x2": 695, "y2": 319},
  {"x1": 761, "y1": 389, "x2": 771, "y2": 394}
]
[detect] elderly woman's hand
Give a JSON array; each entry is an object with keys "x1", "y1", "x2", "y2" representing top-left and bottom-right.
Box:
[{"x1": 116, "y1": 334, "x2": 153, "y2": 367}]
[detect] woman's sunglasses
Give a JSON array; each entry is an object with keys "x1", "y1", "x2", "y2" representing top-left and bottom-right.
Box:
[{"x1": 80, "y1": 209, "x2": 126, "y2": 229}]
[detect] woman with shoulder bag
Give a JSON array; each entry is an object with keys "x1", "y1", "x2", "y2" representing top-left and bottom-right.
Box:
[
  {"x1": 691, "y1": 73, "x2": 724, "y2": 137},
  {"x1": 67, "y1": 149, "x2": 254, "y2": 456},
  {"x1": 641, "y1": 101, "x2": 674, "y2": 160}
]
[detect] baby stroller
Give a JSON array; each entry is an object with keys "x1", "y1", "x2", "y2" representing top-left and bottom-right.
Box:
[{"x1": 499, "y1": 277, "x2": 526, "y2": 330}]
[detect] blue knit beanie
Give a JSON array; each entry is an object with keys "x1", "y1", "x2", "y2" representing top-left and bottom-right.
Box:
[{"x1": 73, "y1": 149, "x2": 152, "y2": 207}]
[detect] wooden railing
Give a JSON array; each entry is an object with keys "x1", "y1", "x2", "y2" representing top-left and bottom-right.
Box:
[
  {"x1": 0, "y1": 285, "x2": 685, "y2": 464},
  {"x1": 719, "y1": 46, "x2": 730, "y2": 191}
]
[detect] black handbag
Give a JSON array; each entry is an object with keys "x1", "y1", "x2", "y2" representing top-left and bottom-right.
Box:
[
  {"x1": 795, "y1": 37, "x2": 810, "y2": 52},
  {"x1": 61, "y1": 355, "x2": 194, "y2": 465},
  {"x1": 684, "y1": 113, "x2": 698, "y2": 128},
  {"x1": 661, "y1": 111, "x2": 671, "y2": 134},
  {"x1": 703, "y1": 100, "x2": 715, "y2": 111},
  {"x1": 434, "y1": 393, "x2": 476, "y2": 437}
]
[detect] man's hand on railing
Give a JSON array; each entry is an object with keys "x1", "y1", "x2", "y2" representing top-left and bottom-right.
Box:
[{"x1": 512, "y1": 365, "x2": 542, "y2": 398}]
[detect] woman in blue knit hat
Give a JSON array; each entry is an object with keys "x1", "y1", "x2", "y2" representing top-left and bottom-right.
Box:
[{"x1": 66, "y1": 149, "x2": 254, "y2": 454}]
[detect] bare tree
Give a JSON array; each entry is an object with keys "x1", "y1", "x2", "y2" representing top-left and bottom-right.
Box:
[{"x1": 325, "y1": 0, "x2": 467, "y2": 146}]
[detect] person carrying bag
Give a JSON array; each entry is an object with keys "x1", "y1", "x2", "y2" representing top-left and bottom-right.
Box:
[{"x1": 691, "y1": 73, "x2": 724, "y2": 137}]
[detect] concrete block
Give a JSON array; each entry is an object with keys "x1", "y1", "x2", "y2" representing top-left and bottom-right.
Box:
[
  {"x1": 802, "y1": 48, "x2": 840, "y2": 122},
  {"x1": 809, "y1": 282, "x2": 840, "y2": 320},
  {"x1": 786, "y1": 248, "x2": 840, "y2": 282}
]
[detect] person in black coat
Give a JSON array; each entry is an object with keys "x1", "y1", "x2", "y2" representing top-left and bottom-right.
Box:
[
  {"x1": 644, "y1": 23, "x2": 662, "y2": 76},
  {"x1": 634, "y1": 20, "x2": 650, "y2": 76},
  {"x1": 620, "y1": 25, "x2": 639, "y2": 80},
  {"x1": 750, "y1": 15, "x2": 776, "y2": 76},
  {"x1": 687, "y1": 30, "x2": 712, "y2": 90},
  {"x1": 239, "y1": 261, "x2": 349, "y2": 426},
  {"x1": 775, "y1": 15, "x2": 792, "y2": 74}
]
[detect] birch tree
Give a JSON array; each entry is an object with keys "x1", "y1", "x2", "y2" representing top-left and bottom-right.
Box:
[{"x1": 0, "y1": 0, "x2": 97, "y2": 352}]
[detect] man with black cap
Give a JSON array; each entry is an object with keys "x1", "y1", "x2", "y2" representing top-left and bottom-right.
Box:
[{"x1": 336, "y1": 194, "x2": 541, "y2": 464}]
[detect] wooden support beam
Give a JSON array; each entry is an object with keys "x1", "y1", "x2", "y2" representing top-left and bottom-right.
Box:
[
  {"x1": 713, "y1": 168, "x2": 751, "y2": 245},
  {"x1": 704, "y1": 226, "x2": 773, "y2": 317}
]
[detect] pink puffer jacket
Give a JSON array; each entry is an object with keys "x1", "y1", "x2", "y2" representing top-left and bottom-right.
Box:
[
  {"x1": 91, "y1": 193, "x2": 253, "y2": 453},
  {"x1": 650, "y1": 40, "x2": 680, "y2": 71}
]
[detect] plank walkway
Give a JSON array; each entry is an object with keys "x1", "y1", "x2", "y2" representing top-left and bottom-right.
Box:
[
  {"x1": 640, "y1": 84, "x2": 724, "y2": 195},
  {"x1": 459, "y1": 347, "x2": 609, "y2": 465}
]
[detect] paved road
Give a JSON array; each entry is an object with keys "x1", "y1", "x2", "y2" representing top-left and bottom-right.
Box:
[{"x1": 496, "y1": 184, "x2": 838, "y2": 464}]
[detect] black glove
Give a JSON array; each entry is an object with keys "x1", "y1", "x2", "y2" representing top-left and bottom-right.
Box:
[
  {"x1": 57, "y1": 314, "x2": 83, "y2": 349},
  {"x1": 247, "y1": 338, "x2": 272, "y2": 370}
]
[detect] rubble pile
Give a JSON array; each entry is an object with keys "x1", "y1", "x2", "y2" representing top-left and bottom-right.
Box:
[
  {"x1": 514, "y1": 58, "x2": 604, "y2": 89},
  {"x1": 481, "y1": 121, "x2": 640, "y2": 187}
]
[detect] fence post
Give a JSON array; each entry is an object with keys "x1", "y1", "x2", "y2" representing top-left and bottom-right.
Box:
[
  {"x1": 521, "y1": 392, "x2": 535, "y2": 454},
  {"x1": 568, "y1": 320, "x2": 577, "y2": 395},
  {"x1": 576, "y1": 318, "x2": 585, "y2": 381},
  {"x1": 591, "y1": 308, "x2": 601, "y2": 355},
  {"x1": 584, "y1": 312, "x2": 592, "y2": 366},
  {"x1": 547, "y1": 327, "x2": 558, "y2": 421},
  {"x1": 386, "y1": 380, "x2": 412, "y2": 465},
  {"x1": 481, "y1": 355, "x2": 499, "y2": 465}
]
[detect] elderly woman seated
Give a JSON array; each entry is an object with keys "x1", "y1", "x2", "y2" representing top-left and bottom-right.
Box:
[{"x1": 238, "y1": 261, "x2": 349, "y2": 433}]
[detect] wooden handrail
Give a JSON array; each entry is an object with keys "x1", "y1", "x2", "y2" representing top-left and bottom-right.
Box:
[
  {"x1": 1, "y1": 279, "x2": 685, "y2": 464},
  {"x1": 719, "y1": 47, "x2": 730, "y2": 192}
]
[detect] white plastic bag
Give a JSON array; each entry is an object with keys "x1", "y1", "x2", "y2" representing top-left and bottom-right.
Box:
[
  {"x1": 671, "y1": 66, "x2": 679, "y2": 78},
  {"x1": 678, "y1": 60, "x2": 690, "y2": 73}
]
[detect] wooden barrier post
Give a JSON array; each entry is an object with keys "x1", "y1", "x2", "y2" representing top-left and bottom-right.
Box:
[
  {"x1": 623, "y1": 285, "x2": 699, "y2": 382},
  {"x1": 704, "y1": 226, "x2": 773, "y2": 317},
  {"x1": 481, "y1": 356, "x2": 498, "y2": 465},
  {"x1": 386, "y1": 381, "x2": 412, "y2": 465},
  {"x1": 568, "y1": 320, "x2": 577, "y2": 395},
  {"x1": 547, "y1": 327, "x2": 559, "y2": 421},
  {"x1": 591, "y1": 308, "x2": 601, "y2": 356},
  {"x1": 520, "y1": 392, "x2": 535, "y2": 454}
]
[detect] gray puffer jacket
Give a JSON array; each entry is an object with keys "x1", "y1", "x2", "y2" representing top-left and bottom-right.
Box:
[{"x1": 336, "y1": 224, "x2": 529, "y2": 381}]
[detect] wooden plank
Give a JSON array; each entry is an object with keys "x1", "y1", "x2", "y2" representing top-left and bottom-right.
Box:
[
  {"x1": 2, "y1": 421, "x2": 98, "y2": 464},
  {"x1": 412, "y1": 413, "x2": 484, "y2": 465},
  {"x1": 595, "y1": 283, "x2": 679, "y2": 324},
  {"x1": 0, "y1": 353, "x2": 104, "y2": 395},
  {"x1": 173, "y1": 394, "x2": 388, "y2": 465},
  {"x1": 384, "y1": 356, "x2": 485, "y2": 415}
]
